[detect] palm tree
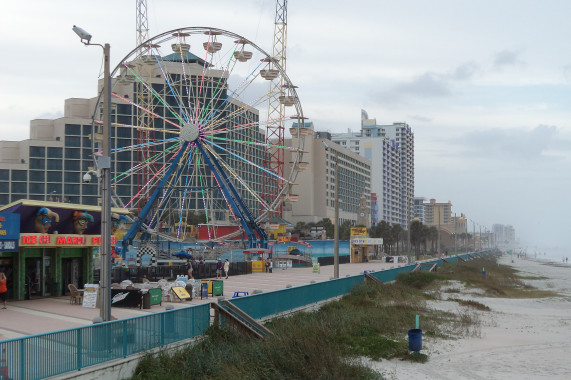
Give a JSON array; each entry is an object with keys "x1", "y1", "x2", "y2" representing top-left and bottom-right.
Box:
[{"x1": 391, "y1": 224, "x2": 403, "y2": 255}]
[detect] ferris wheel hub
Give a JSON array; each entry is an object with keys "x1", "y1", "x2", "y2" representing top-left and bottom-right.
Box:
[{"x1": 181, "y1": 122, "x2": 200, "y2": 142}]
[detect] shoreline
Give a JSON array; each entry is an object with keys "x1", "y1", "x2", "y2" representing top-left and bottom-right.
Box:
[{"x1": 370, "y1": 255, "x2": 571, "y2": 379}]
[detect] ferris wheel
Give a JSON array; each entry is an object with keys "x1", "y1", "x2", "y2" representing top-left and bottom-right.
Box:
[{"x1": 91, "y1": 27, "x2": 305, "y2": 251}]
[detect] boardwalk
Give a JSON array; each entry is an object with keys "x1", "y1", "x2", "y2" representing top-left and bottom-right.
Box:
[{"x1": 0, "y1": 260, "x2": 402, "y2": 341}]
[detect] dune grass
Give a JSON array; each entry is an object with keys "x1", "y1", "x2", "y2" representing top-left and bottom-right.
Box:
[{"x1": 131, "y1": 255, "x2": 552, "y2": 379}]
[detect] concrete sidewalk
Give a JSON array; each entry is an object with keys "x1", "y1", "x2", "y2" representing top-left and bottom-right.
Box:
[{"x1": 0, "y1": 260, "x2": 403, "y2": 341}]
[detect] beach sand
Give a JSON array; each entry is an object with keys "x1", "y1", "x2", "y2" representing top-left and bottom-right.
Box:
[{"x1": 368, "y1": 255, "x2": 571, "y2": 379}]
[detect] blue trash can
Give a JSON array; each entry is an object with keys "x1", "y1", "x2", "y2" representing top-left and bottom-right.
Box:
[{"x1": 408, "y1": 328, "x2": 422, "y2": 351}]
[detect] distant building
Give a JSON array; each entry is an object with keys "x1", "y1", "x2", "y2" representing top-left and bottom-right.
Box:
[
  {"x1": 330, "y1": 110, "x2": 414, "y2": 227},
  {"x1": 413, "y1": 197, "x2": 425, "y2": 223},
  {"x1": 284, "y1": 122, "x2": 371, "y2": 227},
  {"x1": 492, "y1": 224, "x2": 516, "y2": 246}
]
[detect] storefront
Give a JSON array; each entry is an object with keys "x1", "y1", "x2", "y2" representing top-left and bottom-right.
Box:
[
  {"x1": 0, "y1": 200, "x2": 129, "y2": 300},
  {"x1": 349, "y1": 228, "x2": 383, "y2": 263}
]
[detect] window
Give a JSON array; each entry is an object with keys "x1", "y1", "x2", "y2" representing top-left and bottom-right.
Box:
[
  {"x1": 47, "y1": 172, "x2": 62, "y2": 182},
  {"x1": 65, "y1": 124, "x2": 81, "y2": 135},
  {"x1": 47, "y1": 147, "x2": 62, "y2": 158},
  {"x1": 47, "y1": 160, "x2": 63, "y2": 170},
  {"x1": 64, "y1": 184, "x2": 80, "y2": 195},
  {"x1": 66, "y1": 136, "x2": 81, "y2": 147},
  {"x1": 64, "y1": 171, "x2": 81, "y2": 183},
  {"x1": 82, "y1": 184, "x2": 98, "y2": 195},
  {"x1": 29, "y1": 183, "x2": 45, "y2": 194},
  {"x1": 29, "y1": 158, "x2": 45, "y2": 170},
  {"x1": 12, "y1": 182, "x2": 27, "y2": 193},
  {"x1": 65, "y1": 148, "x2": 81, "y2": 159},
  {"x1": 65, "y1": 160, "x2": 80, "y2": 171},
  {"x1": 47, "y1": 184, "x2": 62, "y2": 193},
  {"x1": 29, "y1": 170, "x2": 45, "y2": 181},
  {"x1": 30, "y1": 146, "x2": 45, "y2": 157},
  {"x1": 11, "y1": 170, "x2": 27, "y2": 181}
]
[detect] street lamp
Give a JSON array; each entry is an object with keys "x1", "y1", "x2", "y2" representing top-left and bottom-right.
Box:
[
  {"x1": 73, "y1": 25, "x2": 112, "y2": 322},
  {"x1": 321, "y1": 141, "x2": 339, "y2": 278}
]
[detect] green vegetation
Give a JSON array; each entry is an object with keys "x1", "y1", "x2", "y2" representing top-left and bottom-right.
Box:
[
  {"x1": 131, "y1": 255, "x2": 556, "y2": 379},
  {"x1": 436, "y1": 257, "x2": 559, "y2": 298}
]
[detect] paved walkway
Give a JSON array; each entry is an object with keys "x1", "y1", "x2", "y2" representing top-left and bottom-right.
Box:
[{"x1": 0, "y1": 260, "x2": 404, "y2": 341}]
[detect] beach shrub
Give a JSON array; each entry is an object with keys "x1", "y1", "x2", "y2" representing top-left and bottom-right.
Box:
[{"x1": 395, "y1": 271, "x2": 446, "y2": 290}]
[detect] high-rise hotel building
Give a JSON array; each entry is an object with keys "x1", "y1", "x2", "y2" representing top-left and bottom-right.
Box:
[{"x1": 330, "y1": 110, "x2": 414, "y2": 227}]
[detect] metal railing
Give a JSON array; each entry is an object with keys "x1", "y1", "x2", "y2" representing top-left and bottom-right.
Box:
[
  {"x1": 0, "y1": 250, "x2": 491, "y2": 379},
  {"x1": 0, "y1": 303, "x2": 210, "y2": 380}
]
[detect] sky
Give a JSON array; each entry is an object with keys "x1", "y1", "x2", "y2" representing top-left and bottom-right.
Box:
[{"x1": 1, "y1": 0, "x2": 570, "y2": 254}]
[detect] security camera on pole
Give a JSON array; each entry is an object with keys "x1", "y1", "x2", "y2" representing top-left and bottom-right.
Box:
[{"x1": 73, "y1": 25, "x2": 112, "y2": 322}]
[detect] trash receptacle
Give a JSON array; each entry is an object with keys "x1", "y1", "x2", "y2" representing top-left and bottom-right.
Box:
[
  {"x1": 408, "y1": 329, "x2": 422, "y2": 351},
  {"x1": 211, "y1": 280, "x2": 223, "y2": 296},
  {"x1": 142, "y1": 291, "x2": 151, "y2": 309}
]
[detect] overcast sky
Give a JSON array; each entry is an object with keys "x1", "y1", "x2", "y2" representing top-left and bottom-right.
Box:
[{"x1": 1, "y1": 1, "x2": 570, "y2": 254}]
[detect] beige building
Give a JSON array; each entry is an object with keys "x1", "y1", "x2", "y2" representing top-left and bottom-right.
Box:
[
  {"x1": 284, "y1": 123, "x2": 371, "y2": 227},
  {"x1": 424, "y1": 198, "x2": 467, "y2": 235}
]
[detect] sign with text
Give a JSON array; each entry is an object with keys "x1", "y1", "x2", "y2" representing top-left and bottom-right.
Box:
[
  {"x1": 351, "y1": 237, "x2": 383, "y2": 246},
  {"x1": 0, "y1": 213, "x2": 20, "y2": 252},
  {"x1": 19, "y1": 234, "x2": 118, "y2": 248},
  {"x1": 171, "y1": 286, "x2": 191, "y2": 300},
  {"x1": 350, "y1": 227, "x2": 367, "y2": 237},
  {"x1": 82, "y1": 284, "x2": 99, "y2": 308}
]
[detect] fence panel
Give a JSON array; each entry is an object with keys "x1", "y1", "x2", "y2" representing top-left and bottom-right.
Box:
[
  {"x1": 0, "y1": 303, "x2": 210, "y2": 380},
  {"x1": 229, "y1": 275, "x2": 364, "y2": 320}
]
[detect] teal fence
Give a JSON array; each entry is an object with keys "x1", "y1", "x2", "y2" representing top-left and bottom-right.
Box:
[
  {"x1": 228, "y1": 274, "x2": 365, "y2": 319},
  {"x1": 0, "y1": 250, "x2": 491, "y2": 379},
  {"x1": 0, "y1": 303, "x2": 210, "y2": 380}
]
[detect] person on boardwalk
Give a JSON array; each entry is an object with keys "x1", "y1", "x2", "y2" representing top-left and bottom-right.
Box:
[
  {"x1": 187, "y1": 260, "x2": 194, "y2": 280},
  {"x1": 216, "y1": 259, "x2": 223, "y2": 279},
  {"x1": 0, "y1": 272, "x2": 7, "y2": 309},
  {"x1": 224, "y1": 259, "x2": 230, "y2": 279},
  {"x1": 268, "y1": 260, "x2": 273, "y2": 273}
]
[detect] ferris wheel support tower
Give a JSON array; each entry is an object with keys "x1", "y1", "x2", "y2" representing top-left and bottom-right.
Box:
[
  {"x1": 135, "y1": 0, "x2": 157, "y2": 212},
  {"x1": 262, "y1": 0, "x2": 288, "y2": 219}
]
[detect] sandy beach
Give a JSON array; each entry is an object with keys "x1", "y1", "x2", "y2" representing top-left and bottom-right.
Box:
[{"x1": 369, "y1": 255, "x2": 571, "y2": 379}]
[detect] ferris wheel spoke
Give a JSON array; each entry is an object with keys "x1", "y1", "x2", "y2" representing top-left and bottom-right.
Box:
[
  {"x1": 203, "y1": 139, "x2": 288, "y2": 183},
  {"x1": 148, "y1": 145, "x2": 194, "y2": 228},
  {"x1": 122, "y1": 63, "x2": 187, "y2": 127},
  {"x1": 203, "y1": 143, "x2": 270, "y2": 211},
  {"x1": 202, "y1": 82, "x2": 278, "y2": 134},
  {"x1": 148, "y1": 46, "x2": 191, "y2": 125},
  {"x1": 113, "y1": 92, "x2": 183, "y2": 131}
]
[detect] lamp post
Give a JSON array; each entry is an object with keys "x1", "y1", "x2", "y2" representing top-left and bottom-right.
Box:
[
  {"x1": 73, "y1": 25, "x2": 112, "y2": 322},
  {"x1": 322, "y1": 141, "x2": 339, "y2": 278}
]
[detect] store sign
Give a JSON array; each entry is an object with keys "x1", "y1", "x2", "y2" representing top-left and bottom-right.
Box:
[
  {"x1": 0, "y1": 213, "x2": 20, "y2": 252},
  {"x1": 351, "y1": 237, "x2": 383, "y2": 246},
  {"x1": 20, "y1": 233, "x2": 118, "y2": 247},
  {"x1": 350, "y1": 227, "x2": 367, "y2": 237}
]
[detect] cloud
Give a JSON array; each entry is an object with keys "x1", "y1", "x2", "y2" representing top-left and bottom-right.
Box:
[
  {"x1": 372, "y1": 61, "x2": 480, "y2": 104},
  {"x1": 493, "y1": 49, "x2": 524, "y2": 70},
  {"x1": 452, "y1": 62, "x2": 480, "y2": 81},
  {"x1": 450, "y1": 124, "x2": 569, "y2": 163}
]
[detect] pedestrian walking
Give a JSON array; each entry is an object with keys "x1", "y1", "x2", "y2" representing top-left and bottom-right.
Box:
[
  {"x1": 216, "y1": 259, "x2": 223, "y2": 279},
  {"x1": 268, "y1": 260, "x2": 273, "y2": 273},
  {"x1": 224, "y1": 259, "x2": 230, "y2": 279},
  {"x1": 187, "y1": 260, "x2": 194, "y2": 280},
  {"x1": 0, "y1": 273, "x2": 7, "y2": 309}
]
